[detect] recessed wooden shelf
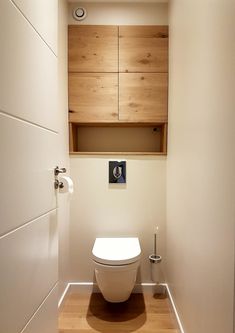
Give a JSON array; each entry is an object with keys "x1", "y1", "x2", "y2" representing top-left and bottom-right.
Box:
[
  {"x1": 70, "y1": 152, "x2": 167, "y2": 156},
  {"x1": 69, "y1": 123, "x2": 167, "y2": 155}
]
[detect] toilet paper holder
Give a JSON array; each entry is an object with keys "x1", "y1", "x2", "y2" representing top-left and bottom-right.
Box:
[
  {"x1": 54, "y1": 179, "x2": 64, "y2": 190},
  {"x1": 54, "y1": 166, "x2": 66, "y2": 189}
]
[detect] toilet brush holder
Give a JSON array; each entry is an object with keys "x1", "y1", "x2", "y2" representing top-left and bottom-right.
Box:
[{"x1": 149, "y1": 254, "x2": 162, "y2": 283}]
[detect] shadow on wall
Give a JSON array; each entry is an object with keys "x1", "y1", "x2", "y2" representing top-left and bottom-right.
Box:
[{"x1": 86, "y1": 292, "x2": 146, "y2": 331}]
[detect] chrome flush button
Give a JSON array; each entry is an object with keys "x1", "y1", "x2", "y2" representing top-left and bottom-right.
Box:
[
  {"x1": 113, "y1": 166, "x2": 122, "y2": 179},
  {"x1": 109, "y1": 161, "x2": 126, "y2": 184}
]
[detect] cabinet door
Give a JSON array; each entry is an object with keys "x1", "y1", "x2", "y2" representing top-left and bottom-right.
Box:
[
  {"x1": 119, "y1": 26, "x2": 168, "y2": 73},
  {"x1": 119, "y1": 73, "x2": 168, "y2": 122},
  {"x1": 68, "y1": 25, "x2": 118, "y2": 73},
  {"x1": 69, "y1": 73, "x2": 118, "y2": 123}
]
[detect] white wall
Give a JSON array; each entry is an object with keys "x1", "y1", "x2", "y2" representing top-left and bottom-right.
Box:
[
  {"x1": 68, "y1": 2, "x2": 168, "y2": 25},
  {"x1": 68, "y1": 2, "x2": 168, "y2": 284},
  {"x1": 167, "y1": 0, "x2": 235, "y2": 332},
  {"x1": 70, "y1": 156, "x2": 166, "y2": 282},
  {"x1": 0, "y1": 0, "x2": 68, "y2": 332}
]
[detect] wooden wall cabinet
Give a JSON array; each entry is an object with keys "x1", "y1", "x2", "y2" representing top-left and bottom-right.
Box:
[
  {"x1": 119, "y1": 26, "x2": 168, "y2": 73},
  {"x1": 69, "y1": 73, "x2": 118, "y2": 123},
  {"x1": 68, "y1": 25, "x2": 118, "y2": 72},
  {"x1": 119, "y1": 73, "x2": 168, "y2": 122},
  {"x1": 68, "y1": 25, "x2": 168, "y2": 155}
]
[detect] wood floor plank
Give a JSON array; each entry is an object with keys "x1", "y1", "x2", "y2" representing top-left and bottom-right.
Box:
[{"x1": 59, "y1": 292, "x2": 180, "y2": 333}]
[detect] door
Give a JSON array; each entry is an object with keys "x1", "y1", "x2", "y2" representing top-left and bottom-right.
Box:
[{"x1": 0, "y1": 1, "x2": 59, "y2": 332}]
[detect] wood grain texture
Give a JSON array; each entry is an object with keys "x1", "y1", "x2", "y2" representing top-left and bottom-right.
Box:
[
  {"x1": 119, "y1": 73, "x2": 168, "y2": 122},
  {"x1": 119, "y1": 26, "x2": 168, "y2": 73},
  {"x1": 69, "y1": 73, "x2": 118, "y2": 123},
  {"x1": 69, "y1": 152, "x2": 167, "y2": 156},
  {"x1": 69, "y1": 123, "x2": 78, "y2": 152},
  {"x1": 68, "y1": 124, "x2": 167, "y2": 154},
  {"x1": 161, "y1": 123, "x2": 168, "y2": 154},
  {"x1": 71, "y1": 126, "x2": 162, "y2": 153},
  {"x1": 68, "y1": 25, "x2": 118, "y2": 72},
  {"x1": 59, "y1": 292, "x2": 180, "y2": 333}
]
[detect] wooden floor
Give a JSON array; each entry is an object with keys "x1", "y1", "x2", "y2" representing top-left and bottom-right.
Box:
[{"x1": 59, "y1": 291, "x2": 180, "y2": 333}]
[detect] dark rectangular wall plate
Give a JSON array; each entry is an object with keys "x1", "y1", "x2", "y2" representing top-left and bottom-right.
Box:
[{"x1": 109, "y1": 161, "x2": 126, "y2": 183}]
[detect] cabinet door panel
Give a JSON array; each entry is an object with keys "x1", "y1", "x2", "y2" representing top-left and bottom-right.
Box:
[
  {"x1": 69, "y1": 25, "x2": 118, "y2": 72},
  {"x1": 119, "y1": 73, "x2": 168, "y2": 122},
  {"x1": 69, "y1": 73, "x2": 118, "y2": 122},
  {"x1": 119, "y1": 26, "x2": 168, "y2": 73}
]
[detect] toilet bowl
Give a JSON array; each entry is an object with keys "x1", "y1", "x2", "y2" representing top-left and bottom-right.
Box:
[{"x1": 92, "y1": 237, "x2": 141, "y2": 303}]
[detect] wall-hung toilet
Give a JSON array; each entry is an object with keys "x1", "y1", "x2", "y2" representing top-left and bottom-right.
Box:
[{"x1": 92, "y1": 237, "x2": 141, "y2": 303}]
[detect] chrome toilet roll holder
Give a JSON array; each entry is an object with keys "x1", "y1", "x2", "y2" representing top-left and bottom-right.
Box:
[
  {"x1": 54, "y1": 179, "x2": 64, "y2": 190},
  {"x1": 54, "y1": 166, "x2": 66, "y2": 189}
]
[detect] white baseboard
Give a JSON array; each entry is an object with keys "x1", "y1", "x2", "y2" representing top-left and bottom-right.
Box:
[
  {"x1": 58, "y1": 281, "x2": 185, "y2": 333},
  {"x1": 69, "y1": 282, "x2": 100, "y2": 293},
  {"x1": 164, "y1": 284, "x2": 185, "y2": 333},
  {"x1": 58, "y1": 283, "x2": 70, "y2": 308},
  {"x1": 133, "y1": 282, "x2": 167, "y2": 294}
]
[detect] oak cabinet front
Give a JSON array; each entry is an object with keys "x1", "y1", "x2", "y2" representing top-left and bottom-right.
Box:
[
  {"x1": 119, "y1": 26, "x2": 168, "y2": 73},
  {"x1": 119, "y1": 73, "x2": 168, "y2": 122},
  {"x1": 69, "y1": 73, "x2": 118, "y2": 123},
  {"x1": 68, "y1": 25, "x2": 118, "y2": 73}
]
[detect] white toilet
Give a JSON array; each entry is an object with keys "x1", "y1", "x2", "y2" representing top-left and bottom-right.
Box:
[{"x1": 92, "y1": 237, "x2": 141, "y2": 303}]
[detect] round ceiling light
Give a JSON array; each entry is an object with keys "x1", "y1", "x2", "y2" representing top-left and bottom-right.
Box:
[{"x1": 73, "y1": 7, "x2": 87, "y2": 21}]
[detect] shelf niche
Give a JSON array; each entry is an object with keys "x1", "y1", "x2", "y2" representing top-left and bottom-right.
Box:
[{"x1": 69, "y1": 124, "x2": 167, "y2": 155}]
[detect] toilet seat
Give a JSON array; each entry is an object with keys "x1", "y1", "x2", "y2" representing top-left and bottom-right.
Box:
[{"x1": 92, "y1": 237, "x2": 141, "y2": 265}]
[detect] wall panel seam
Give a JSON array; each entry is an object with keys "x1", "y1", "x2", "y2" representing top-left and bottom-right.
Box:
[
  {"x1": 19, "y1": 281, "x2": 58, "y2": 333},
  {"x1": 0, "y1": 110, "x2": 58, "y2": 135},
  {"x1": 0, "y1": 208, "x2": 57, "y2": 239},
  {"x1": 10, "y1": 0, "x2": 57, "y2": 58}
]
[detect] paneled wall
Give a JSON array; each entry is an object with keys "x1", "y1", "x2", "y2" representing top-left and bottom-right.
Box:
[
  {"x1": 68, "y1": 2, "x2": 168, "y2": 283},
  {"x1": 0, "y1": 0, "x2": 68, "y2": 332},
  {"x1": 167, "y1": 0, "x2": 235, "y2": 332}
]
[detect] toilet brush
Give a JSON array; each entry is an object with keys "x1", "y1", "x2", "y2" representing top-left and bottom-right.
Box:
[
  {"x1": 149, "y1": 226, "x2": 161, "y2": 272},
  {"x1": 154, "y1": 226, "x2": 158, "y2": 256},
  {"x1": 149, "y1": 227, "x2": 163, "y2": 286}
]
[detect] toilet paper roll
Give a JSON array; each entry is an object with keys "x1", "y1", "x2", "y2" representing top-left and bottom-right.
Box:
[{"x1": 59, "y1": 176, "x2": 74, "y2": 194}]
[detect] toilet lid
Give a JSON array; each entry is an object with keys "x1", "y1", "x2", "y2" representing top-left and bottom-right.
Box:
[{"x1": 92, "y1": 237, "x2": 141, "y2": 265}]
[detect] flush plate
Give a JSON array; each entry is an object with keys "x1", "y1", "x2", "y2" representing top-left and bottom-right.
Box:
[{"x1": 109, "y1": 161, "x2": 126, "y2": 183}]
